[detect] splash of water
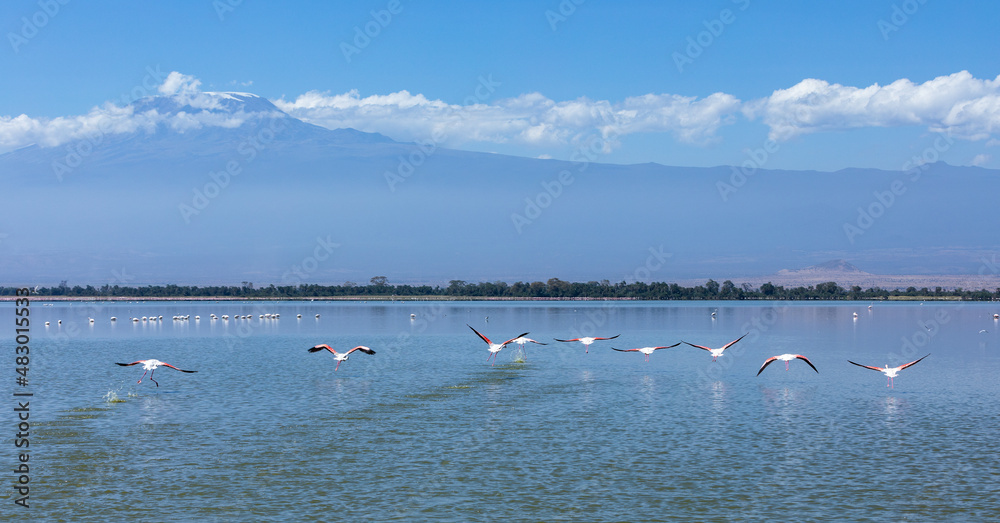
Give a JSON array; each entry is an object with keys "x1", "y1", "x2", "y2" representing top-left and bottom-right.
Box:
[{"x1": 103, "y1": 390, "x2": 126, "y2": 403}]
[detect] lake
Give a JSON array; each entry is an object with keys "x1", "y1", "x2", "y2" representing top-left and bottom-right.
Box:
[{"x1": 16, "y1": 300, "x2": 1000, "y2": 520}]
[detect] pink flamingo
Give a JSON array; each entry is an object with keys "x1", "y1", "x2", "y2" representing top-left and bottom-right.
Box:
[
  {"x1": 756, "y1": 354, "x2": 818, "y2": 376},
  {"x1": 553, "y1": 334, "x2": 620, "y2": 353},
  {"x1": 468, "y1": 325, "x2": 528, "y2": 366},
  {"x1": 611, "y1": 343, "x2": 681, "y2": 362},
  {"x1": 848, "y1": 354, "x2": 929, "y2": 388},
  {"x1": 308, "y1": 344, "x2": 376, "y2": 371},
  {"x1": 682, "y1": 333, "x2": 747, "y2": 362},
  {"x1": 508, "y1": 335, "x2": 547, "y2": 358},
  {"x1": 115, "y1": 359, "x2": 197, "y2": 387}
]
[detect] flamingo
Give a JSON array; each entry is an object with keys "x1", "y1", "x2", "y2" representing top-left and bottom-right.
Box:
[
  {"x1": 553, "y1": 334, "x2": 620, "y2": 353},
  {"x1": 115, "y1": 359, "x2": 197, "y2": 387},
  {"x1": 467, "y1": 325, "x2": 528, "y2": 366},
  {"x1": 682, "y1": 333, "x2": 747, "y2": 362},
  {"x1": 508, "y1": 335, "x2": 547, "y2": 358},
  {"x1": 848, "y1": 354, "x2": 929, "y2": 388},
  {"x1": 307, "y1": 344, "x2": 376, "y2": 371},
  {"x1": 756, "y1": 354, "x2": 818, "y2": 376},
  {"x1": 611, "y1": 343, "x2": 681, "y2": 362}
]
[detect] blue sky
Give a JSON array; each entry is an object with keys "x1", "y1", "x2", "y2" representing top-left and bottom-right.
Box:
[{"x1": 3, "y1": 0, "x2": 999, "y2": 171}]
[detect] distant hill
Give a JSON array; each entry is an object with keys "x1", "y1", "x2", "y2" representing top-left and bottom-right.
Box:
[
  {"x1": 685, "y1": 260, "x2": 1000, "y2": 290},
  {"x1": 776, "y1": 259, "x2": 870, "y2": 276}
]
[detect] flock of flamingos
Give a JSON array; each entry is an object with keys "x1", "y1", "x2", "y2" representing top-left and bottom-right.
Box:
[{"x1": 114, "y1": 316, "x2": 931, "y2": 389}]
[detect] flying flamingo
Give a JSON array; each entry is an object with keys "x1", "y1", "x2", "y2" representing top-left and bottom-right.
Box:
[
  {"x1": 467, "y1": 325, "x2": 528, "y2": 366},
  {"x1": 507, "y1": 335, "x2": 547, "y2": 358},
  {"x1": 611, "y1": 343, "x2": 681, "y2": 362},
  {"x1": 756, "y1": 354, "x2": 818, "y2": 376},
  {"x1": 307, "y1": 344, "x2": 376, "y2": 371},
  {"x1": 848, "y1": 354, "x2": 929, "y2": 388},
  {"x1": 682, "y1": 333, "x2": 748, "y2": 362},
  {"x1": 115, "y1": 359, "x2": 197, "y2": 387},
  {"x1": 553, "y1": 334, "x2": 620, "y2": 353}
]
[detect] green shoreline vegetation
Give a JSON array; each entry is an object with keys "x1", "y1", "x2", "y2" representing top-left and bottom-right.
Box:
[{"x1": 2, "y1": 278, "x2": 998, "y2": 301}]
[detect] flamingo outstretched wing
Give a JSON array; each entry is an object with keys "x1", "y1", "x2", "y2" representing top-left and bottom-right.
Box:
[
  {"x1": 795, "y1": 355, "x2": 818, "y2": 373},
  {"x1": 898, "y1": 353, "x2": 929, "y2": 370},
  {"x1": 467, "y1": 325, "x2": 493, "y2": 345},
  {"x1": 345, "y1": 346, "x2": 376, "y2": 356},
  {"x1": 756, "y1": 356, "x2": 781, "y2": 375},
  {"x1": 682, "y1": 341, "x2": 713, "y2": 352},
  {"x1": 720, "y1": 333, "x2": 748, "y2": 351},
  {"x1": 308, "y1": 344, "x2": 337, "y2": 354},
  {"x1": 159, "y1": 362, "x2": 197, "y2": 373},
  {"x1": 847, "y1": 360, "x2": 885, "y2": 372}
]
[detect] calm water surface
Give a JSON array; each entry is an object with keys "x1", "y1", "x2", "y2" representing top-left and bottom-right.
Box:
[{"x1": 16, "y1": 300, "x2": 1000, "y2": 520}]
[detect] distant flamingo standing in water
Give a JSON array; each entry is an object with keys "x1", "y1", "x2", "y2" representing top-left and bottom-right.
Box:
[
  {"x1": 468, "y1": 325, "x2": 528, "y2": 366},
  {"x1": 682, "y1": 333, "x2": 748, "y2": 362},
  {"x1": 848, "y1": 354, "x2": 929, "y2": 388},
  {"x1": 307, "y1": 345, "x2": 376, "y2": 371},
  {"x1": 756, "y1": 354, "x2": 818, "y2": 376},
  {"x1": 115, "y1": 359, "x2": 197, "y2": 387},
  {"x1": 553, "y1": 334, "x2": 620, "y2": 353},
  {"x1": 611, "y1": 343, "x2": 681, "y2": 362}
]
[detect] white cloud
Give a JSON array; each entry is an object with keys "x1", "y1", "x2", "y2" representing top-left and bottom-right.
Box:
[
  {"x1": 0, "y1": 103, "x2": 147, "y2": 150},
  {"x1": 747, "y1": 71, "x2": 1000, "y2": 141},
  {"x1": 273, "y1": 89, "x2": 742, "y2": 149},
  {"x1": 270, "y1": 72, "x2": 1000, "y2": 152},
  {"x1": 158, "y1": 71, "x2": 201, "y2": 96},
  {"x1": 971, "y1": 153, "x2": 991, "y2": 166}
]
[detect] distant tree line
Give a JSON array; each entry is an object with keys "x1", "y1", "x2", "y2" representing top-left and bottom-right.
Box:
[{"x1": 3, "y1": 278, "x2": 999, "y2": 301}]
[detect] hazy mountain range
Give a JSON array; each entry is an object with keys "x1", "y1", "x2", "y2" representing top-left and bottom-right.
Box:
[
  {"x1": 3, "y1": 91, "x2": 999, "y2": 288},
  {"x1": 679, "y1": 260, "x2": 1000, "y2": 291}
]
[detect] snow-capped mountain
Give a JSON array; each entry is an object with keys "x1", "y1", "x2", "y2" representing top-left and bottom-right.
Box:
[{"x1": 1, "y1": 90, "x2": 398, "y2": 172}]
